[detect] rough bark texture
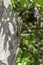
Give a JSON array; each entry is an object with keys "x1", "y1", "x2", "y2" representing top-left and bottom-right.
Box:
[{"x1": 0, "y1": 0, "x2": 20, "y2": 65}]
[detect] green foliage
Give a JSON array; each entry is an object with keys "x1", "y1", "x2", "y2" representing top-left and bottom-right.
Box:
[
  {"x1": 11, "y1": 0, "x2": 43, "y2": 12},
  {"x1": 11, "y1": 0, "x2": 43, "y2": 65},
  {"x1": 11, "y1": 0, "x2": 28, "y2": 12},
  {"x1": 33, "y1": 0, "x2": 43, "y2": 4}
]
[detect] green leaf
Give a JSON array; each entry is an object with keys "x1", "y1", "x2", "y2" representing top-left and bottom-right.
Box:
[{"x1": 33, "y1": 0, "x2": 43, "y2": 5}]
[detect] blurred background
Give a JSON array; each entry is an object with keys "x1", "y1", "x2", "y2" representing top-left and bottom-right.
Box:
[{"x1": 11, "y1": 0, "x2": 43, "y2": 65}]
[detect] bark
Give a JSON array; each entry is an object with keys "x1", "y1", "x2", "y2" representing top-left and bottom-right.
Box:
[{"x1": 0, "y1": 0, "x2": 20, "y2": 65}]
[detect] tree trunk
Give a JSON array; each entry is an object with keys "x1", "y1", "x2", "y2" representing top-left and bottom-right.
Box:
[{"x1": 0, "y1": 0, "x2": 20, "y2": 65}]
